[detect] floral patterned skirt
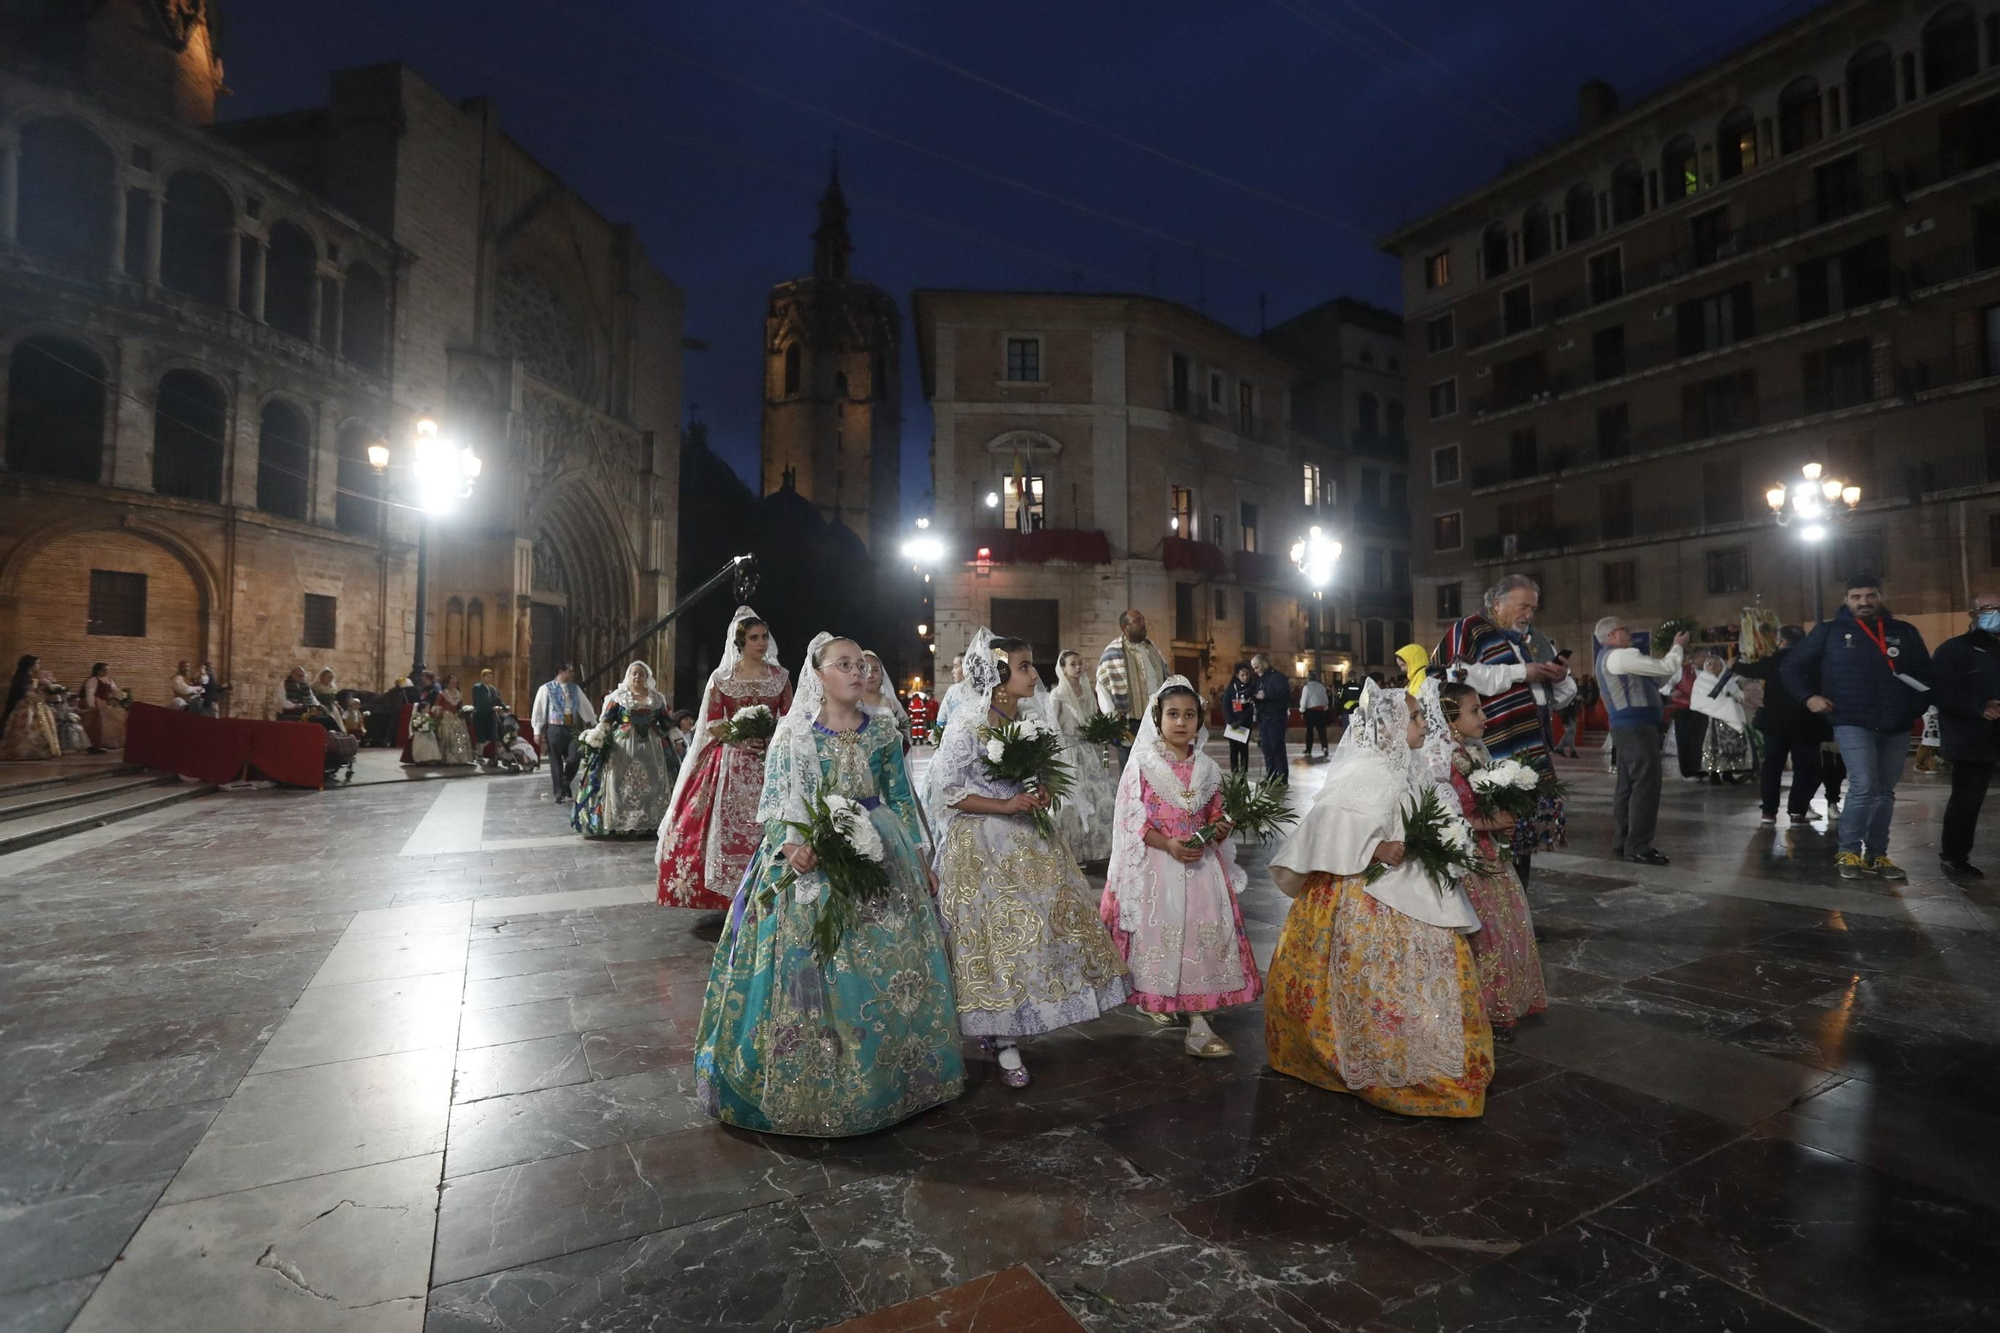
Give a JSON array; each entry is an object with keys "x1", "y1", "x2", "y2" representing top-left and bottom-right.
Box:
[
  {"x1": 1099, "y1": 848, "x2": 1262, "y2": 1015},
  {"x1": 1265, "y1": 872, "x2": 1491, "y2": 1119},
  {"x1": 694, "y1": 804, "x2": 965, "y2": 1137},
  {"x1": 1462, "y1": 848, "x2": 1547, "y2": 1027},
  {"x1": 658, "y1": 743, "x2": 764, "y2": 910},
  {"x1": 1, "y1": 699, "x2": 61, "y2": 761}
]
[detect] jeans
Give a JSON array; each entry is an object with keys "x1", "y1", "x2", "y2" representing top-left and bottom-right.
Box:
[
  {"x1": 1610, "y1": 725, "x2": 1663, "y2": 856},
  {"x1": 1832, "y1": 725, "x2": 1908, "y2": 856},
  {"x1": 1758, "y1": 730, "x2": 1824, "y2": 817},
  {"x1": 1943, "y1": 759, "x2": 1994, "y2": 861}
]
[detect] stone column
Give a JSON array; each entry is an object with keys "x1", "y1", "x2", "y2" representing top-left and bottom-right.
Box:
[
  {"x1": 224, "y1": 225, "x2": 242, "y2": 311},
  {"x1": 143, "y1": 192, "x2": 164, "y2": 284},
  {"x1": 326, "y1": 275, "x2": 344, "y2": 356},
  {"x1": 108, "y1": 184, "x2": 129, "y2": 273},
  {"x1": 0, "y1": 137, "x2": 18, "y2": 245},
  {"x1": 307, "y1": 271, "x2": 324, "y2": 348},
  {"x1": 245, "y1": 238, "x2": 267, "y2": 323}
]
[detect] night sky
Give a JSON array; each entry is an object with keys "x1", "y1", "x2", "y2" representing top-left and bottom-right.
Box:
[{"x1": 220, "y1": 0, "x2": 1811, "y2": 514}]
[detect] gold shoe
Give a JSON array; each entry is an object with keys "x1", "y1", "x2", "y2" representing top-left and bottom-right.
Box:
[
  {"x1": 1145, "y1": 1011, "x2": 1179, "y2": 1026},
  {"x1": 1184, "y1": 1035, "x2": 1234, "y2": 1059}
]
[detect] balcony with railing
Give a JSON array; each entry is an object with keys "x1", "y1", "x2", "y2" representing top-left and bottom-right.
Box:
[{"x1": 1350, "y1": 430, "x2": 1408, "y2": 460}]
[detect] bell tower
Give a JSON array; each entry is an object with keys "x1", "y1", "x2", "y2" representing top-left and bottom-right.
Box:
[{"x1": 760, "y1": 159, "x2": 902, "y2": 551}]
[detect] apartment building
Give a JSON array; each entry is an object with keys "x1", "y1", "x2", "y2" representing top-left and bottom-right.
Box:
[{"x1": 1382, "y1": 0, "x2": 2000, "y2": 653}]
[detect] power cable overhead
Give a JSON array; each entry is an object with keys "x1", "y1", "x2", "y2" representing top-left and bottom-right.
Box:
[{"x1": 1319, "y1": 0, "x2": 1550, "y2": 142}]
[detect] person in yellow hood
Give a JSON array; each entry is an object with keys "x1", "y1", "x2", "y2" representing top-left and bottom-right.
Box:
[{"x1": 1396, "y1": 644, "x2": 1430, "y2": 696}]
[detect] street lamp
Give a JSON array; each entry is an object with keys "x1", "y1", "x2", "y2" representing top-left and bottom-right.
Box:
[
  {"x1": 1766, "y1": 461, "x2": 1861, "y2": 621},
  {"x1": 1289, "y1": 525, "x2": 1342, "y2": 683},
  {"x1": 368, "y1": 410, "x2": 483, "y2": 678}
]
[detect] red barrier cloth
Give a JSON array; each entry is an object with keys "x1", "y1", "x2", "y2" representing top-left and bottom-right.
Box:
[
  {"x1": 957, "y1": 528, "x2": 1113, "y2": 565},
  {"x1": 1161, "y1": 536, "x2": 1229, "y2": 576},
  {"x1": 124, "y1": 702, "x2": 327, "y2": 789}
]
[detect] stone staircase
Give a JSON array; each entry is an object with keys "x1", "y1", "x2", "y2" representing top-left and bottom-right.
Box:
[{"x1": 0, "y1": 764, "x2": 215, "y2": 857}]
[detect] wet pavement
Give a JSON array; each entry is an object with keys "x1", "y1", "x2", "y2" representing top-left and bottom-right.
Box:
[{"x1": 2, "y1": 744, "x2": 1997, "y2": 1331}]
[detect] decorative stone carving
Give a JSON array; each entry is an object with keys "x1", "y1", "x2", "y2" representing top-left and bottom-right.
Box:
[{"x1": 493, "y1": 265, "x2": 588, "y2": 398}]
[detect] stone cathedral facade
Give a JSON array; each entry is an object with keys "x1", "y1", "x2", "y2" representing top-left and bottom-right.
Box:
[{"x1": 0, "y1": 0, "x2": 682, "y2": 719}]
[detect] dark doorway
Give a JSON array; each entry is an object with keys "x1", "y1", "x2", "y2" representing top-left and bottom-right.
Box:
[{"x1": 530, "y1": 603, "x2": 568, "y2": 692}]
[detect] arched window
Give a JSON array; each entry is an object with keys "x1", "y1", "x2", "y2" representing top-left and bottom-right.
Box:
[
  {"x1": 17, "y1": 118, "x2": 115, "y2": 269},
  {"x1": 1521, "y1": 204, "x2": 1551, "y2": 264},
  {"x1": 256, "y1": 400, "x2": 310, "y2": 520},
  {"x1": 1924, "y1": 3, "x2": 1979, "y2": 92},
  {"x1": 1847, "y1": 42, "x2": 1896, "y2": 127},
  {"x1": 445, "y1": 597, "x2": 466, "y2": 661},
  {"x1": 1717, "y1": 107, "x2": 1757, "y2": 180},
  {"x1": 153, "y1": 369, "x2": 226, "y2": 502},
  {"x1": 466, "y1": 598, "x2": 485, "y2": 658},
  {"x1": 1610, "y1": 160, "x2": 1645, "y2": 224},
  {"x1": 1386, "y1": 399, "x2": 1405, "y2": 441},
  {"x1": 1357, "y1": 392, "x2": 1380, "y2": 436},
  {"x1": 334, "y1": 422, "x2": 382, "y2": 536},
  {"x1": 1661, "y1": 134, "x2": 1699, "y2": 201},
  {"x1": 1481, "y1": 222, "x2": 1510, "y2": 279},
  {"x1": 6, "y1": 336, "x2": 105, "y2": 481},
  {"x1": 1778, "y1": 77, "x2": 1823, "y2": 155},
  {"x1": 160, "y1": 171, "x2": 234, "y2": 307},
  {"x1": 783, "y1": 343, "x2": 801, "y2": 395},
  {"x1": 340, "y1": 264, "x2": 387, "y2": 371},
  {"x1": 1564, "y1": 182, "x2": 1598, "y2": 243},
  {"x1": 265, "y1": 221, "x2": 317, "y2": 342}
]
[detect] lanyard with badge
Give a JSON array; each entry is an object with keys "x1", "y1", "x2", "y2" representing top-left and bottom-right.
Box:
[{"x1": 1853, "y1": 616, "x2": 1929, "y2": 694}]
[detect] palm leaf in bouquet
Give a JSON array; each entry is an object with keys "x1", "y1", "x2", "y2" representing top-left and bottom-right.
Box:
[
  {"x1": 762, "y1": 791, "x2": 893, "y2": 964},
  {"x1": 978, "y1": 714, "x2": 1075, "y2": 839},
  {"x1": 1190, "y1": 772, "x2": 1296, "y2": 847},
  {"x1": 1079, "y1": 712, "x2": 1131, "y2": 746},
  {"x1": 721, "y1": 704, "x2": 776, "y2": 744},
  {"x1": 1364, "y1": 786, "x2": 1484, "y2": 899}
]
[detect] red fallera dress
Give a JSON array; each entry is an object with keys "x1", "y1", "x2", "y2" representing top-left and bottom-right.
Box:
[{"x1": 656, "y1": 667, "x2": 791, "y2": 909}]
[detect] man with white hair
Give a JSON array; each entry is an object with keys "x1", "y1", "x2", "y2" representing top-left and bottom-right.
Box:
[
  {"x1": 1433, "y1": 574, "x2": 1575, "y2": 885},
  {"x1": 1594, "y1": 615, "x2": 1690, "y2": 865}
]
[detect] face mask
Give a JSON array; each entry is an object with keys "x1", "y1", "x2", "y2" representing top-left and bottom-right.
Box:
[{"x1": 1978, "y1": 610, "x2": 2000, "y2": 633}]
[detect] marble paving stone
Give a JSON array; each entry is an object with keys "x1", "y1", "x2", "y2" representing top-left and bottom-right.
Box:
[
  {"x1": 1537, "y1": 964, "x2": 1617, "y2": 999},
  {"x1": 1760, "y1": 1076, "x2": 2000, "y2": 1208},
  {"x1": 457, "y1": 998, "x2": 576, "y2": 1050},
  {"x1": 0, "y1": 1174, "x2": 168, "y2": 1295},
  {"x1": 250, "y1": 970, "x2": 465, "y2": 1074},
  {"x1": 308, "y1": 929, "x2": 469, "y2": 988},
  {"x1": 1036, "y1": 1217, "x2": 1317, "y2": 1333},
  {"x1": 797, "y1": 1123, "x2": 1183, "y2": 1309},
  {"x1": 451, "y1": 1033, "x2": 591, "y2": 1104},
  {"x1": 342, "y1": 900, "x2": 471, "y2": 940},
  {"x1": 424, "y1": 1200, "x2": 860, "y2": 1332},
  {"x1": 1484, "y1": 1050, "x2": 1564, "y2": 1100},
  {"x1": 443, "y1": 1066, "x2": 705, "y2": 1177},
  {"x1": 0, "y1": 1276, "x2": 100, "y2": 1333},
  {"x1": 78, "y1": 1007, "x2": 286, "y2": 1072},
  {"x1": 1364, "y1": 1252, "x2": 1655, "y2": 1333},
  {"x1": 1746, "y1": 914, "x2": 1968, "y2": 972},
  {"x1": 1579, "y1": 1026, "x2": 1844, "y2": 1125},
  {"x1": 1642, "y1": 949, "x2": 1865, "y2": 1008},
  {"x1": 68, "y1": 1153, "x2": 439, "y2": 1333},
  {"x1": 464, "y1": 943, "x2": 586, "y2": 981},
  {"x1": 1502, "y1": 1222, "x2": 1819, "y2": 1333},
  {"x1": 568, "y1": 986, "x2": 677, "y2": 1031},
  {"x1": 580, "y1": 1019, "x2": 696, "y2": 1079},
  {"x1": 431, "y1": 1125, "x2": 898, "y2": 1284},
  {"x1": 459, "y1": 962, "x2": 616, "y2": 1012},
  {"x1": 469, "y1": 886, "x2": 647, "y2": 920},
  {"x1": 825, "y1": 1265, "x2": 1084, "y2": 1333},
  {"x1": 1720, "y1": 1000, "x2": 1993, "y2": 1094},
  {"x1": 1800, "y1": 972, "x2": 2000, "y2": 1042},
  {"x1": 465, "y1": 923, "x2": 580, "y2": 958},
  {"x1": 1599, "y1": 1137, "x2": 2000, "y2": 1333},
  {"x1": 164, "y1": 1047, "x2": 452, "y2": 1203},
  {"x1": 1502, "y1": 1002, "x2": 1668, "y2": 1069},
  {"x1": 1566, "y1": 973, "x2": 1785, "y2": 1039},
  {"x1": 1526, "y1": 920, "x2": 1723, "y2": 983}
]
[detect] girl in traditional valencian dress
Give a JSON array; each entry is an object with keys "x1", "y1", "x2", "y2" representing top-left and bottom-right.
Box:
[
  {"x1": 1264, "y1": 679, "x2": 1494, "y2": 1118},
  {"x1": 915, "y1": 651, "x2": 966, "y2": 835},
  {"x1": 658, "y1": 607, "x2": 792, "y2": 909},
  {"x1": 693, "y1": 632, "x2": 964, "y2": 1136},
  {"x1": 2, "y1": 655, "x2": 62, "y2": 762},
  {"x1": 1048, "y1": 649, "x2": 1116, "y2": 864},
  {"x1": 434, "y1": 675, "x2": 477, "y2": 766},
  {"x1": 572, "y1": 661, "x2": 676, "y2": 838},
  {"x1": 932, "y1": 628, "x2": 1129, "y2": 1088},
  {"x1": 1438, "y1": 682, "x2": 1547, "y2": 1036},
  {"x1": 1100, "y1": 678, "x2": 1261, "y2": 1059}
]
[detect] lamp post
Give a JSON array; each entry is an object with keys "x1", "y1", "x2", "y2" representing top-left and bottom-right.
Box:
[
  {"x1": 1288, "y1": 525, "x2": 1341, "y2": 685},
  {"x1": 1765, "y1": 462, "x2": 1861, "y2": 623},
  {"x1": 368, "y1": 411, "x2": 483, "y2": 679}
]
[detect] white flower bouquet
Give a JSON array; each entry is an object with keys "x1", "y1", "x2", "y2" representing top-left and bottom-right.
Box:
[
  {"x1": 1467, "y1": 758, "x2": 1565, "y2": 822},
  {"x1": 764, "y1": 791, "x2": 892, "y2": 963},
  {"x1": 410, "y1": 710, "x2": 437, "y2": 735},
  {"x1": 721, "y1": 703, "x2": 776, "y2": 745},
  {"x1": 1366, "y1": 786, "x2": 1483, "y2": 898},
  {"x1": 579, "y1": 721, "x2": 611, "y2": 749},
  {"x1": 978, "y1": 713, "x2": 1074, "y2": 839}
]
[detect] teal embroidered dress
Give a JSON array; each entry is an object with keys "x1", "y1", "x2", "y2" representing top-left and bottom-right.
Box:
[{"x1": 694, "y1": 709, "x2": 965, "y2": 1136}]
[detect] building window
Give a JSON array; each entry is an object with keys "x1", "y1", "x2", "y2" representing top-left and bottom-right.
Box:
[
  {"x1": 1214, "y1": 587, "x2": 1228, "y2": 621},
  {"x1": 1425, "y1": 249, "x2": 1452, "y2": 289},
  {"x1": 5, "y1": 336, "x2": 106, "y2": 483},
  {"x1": 256, "y1": 400, "x2": 311, "y2": 522},
  {"x1": 1240, "y1": 501, "x2": 1260, "y2": 553},
  {"x1": 1508, "y1": 428, "x2": 1539, "y2": 479},
  {"x1": 1482, "y1": 223, "x2": 1510, "y2": 280},
  {"x1": 1501, "y1": 284, "x2": 1532, "y2": 336},
  {"x1": 1565, "y1": 181, "x2": 1597, "y2": 243},
  {"x1": 1389, "y1": 549, "x2": 1410, "y2": 591},
  {"x1": 1813, "y1": 155, "x2": 1865, "y2": 225},
  {"x1": 1428, "y1": 378, "x2": 1457, "y2": 419},
  {"x1": 1174, "y1": 582, "x2": 1197, "y2": 643},
  {"x1": 1661, "y1": 135, "x2": 1699, "y2": 201},
  {"x1": 1360, "y1": 468, "x2": 1382, "y2": 507},
  {"x1": 1426, "y1": 313, "x2": 1455, "y2": 353},
  {"x1": 1597, "y1": 403, "x2": 1631, "y2": 459},
  {"x1": 1522, "y1": 204, "x2": 1551, "y2": 264},
  {"x1": 1983, "y1": 303, "x2": 2000, "y2": 378},
  {"x1": 1432, "y1": 443, "x2": 1461, "y2": 485},
  {"x1": 87, "y1": 570, "x2": 147, "y2": 637},
  {"x1": 1682, "y1": 370, "x2": 1759, "y2": 441},
  {"x1": 1706, "y1": 546, "x2": 1751, "y2": 594},
  {"x1": 303, "y1": 593, "x2": 337, "y2": 649},
  {"x1": 1588, "y1": 250, "x2": 1624, "y2": 305},
  {"x1": 1170, "y1": 352, "x2": 1191, "y2": 412},
  {"x1": 1003, "y1": 473, "x2": 1046, "y2": 532},
  {"x1": 1676, "y1": 283, "x2": 1754, "y2": 356},
  {"x1": 1170, "y1": 485, "x2": 1193, "y2": 535},
  {"x1": 1988, "y1": 512, "x2": 2000, "y2": 567},
  {"x1": 1388, "y1": 471, "x2": 1407, "y2": 511},
  {"x1": 1717, "y1": 107, "x2": 1757, "y2": 180},
  {"x1": 1797, "y1": 235, "x2": 1889, "y2": 319},
  {"x1": 1209, "y1": 371, "x2": 1225, "y2": 407},
  {"x1": 1924, "y1": 3, "x2": 1979, "y2": 94},
  {"x1": 1779, "y1": 77, "x2": 1824, "y2": 155},
  {"x1": 1364, "y1": 619, "x2": 1387, "y2": 666},
  {"x1": 1211, "y1": 511, "x2": 1227, "y2": 546},
  {"x1": 1837, "y1": 531, "x2": 1886, "y2": 578},
  {"x1": 1847, "y1": 42, "x2": 1895, "y2": 127},
  {"x1": 1363, "y1": 547, "x2": 1385, "y2": 589},
  {"x1": 1602, "y1": 560, "x2": 1638, "y2": 603},
  {"x1": 1433, "y1": 511, "x2": 1463, "y2": 552},
  {"x1": 1243, "y1": 592, "x2": 1264, "y2": 645},
  {"x1": 1592, "y1": 326, "x2": 1626, "y2": 381},
  {"x1": 783, "y1": 344, "x2": 801, "y2": 395},
  {"x1": 1690, "y1": 207, "x2": 1736, "y2": 267},
  {"x1": 153, "y1": 370, "x2": 227, "y2": 503},
  {"x1": 1702, "y1": 458, "x2": 1745, "y2": 525},
  {"x1": 1436, "y1": 582, "x2": 1462, "y2": 620},
  {"x1": 1600, "y1": 479, "x2": 1634, "y2": 540},
  {"x1": 1238, "y1": 381, "x2": 1256, "y2": 433},
  {"x1": 1805, "y1": 339, "x2": 1875, "y2": 413},
  {"x1": 1301, "y1": 463, "x2": 1321, "y2": 508},
  {"x1": 1004, "y1": 336, "x2": 1042, "y2": 382},
  {"x1": 1610, "y1": 160, "x2": 1644, "y2": 225},
  {"x1": 1358, "y1": 392, "x2": 1380, "y2": 436}
]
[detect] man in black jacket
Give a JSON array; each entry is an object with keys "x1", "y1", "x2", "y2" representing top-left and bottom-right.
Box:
[
  {"x1": 1736, "y1": 625, "x2": 1830, "y2": 827},
  {"x1": 1930, "y1": 592, "x2": 2000, "y2": 876}
]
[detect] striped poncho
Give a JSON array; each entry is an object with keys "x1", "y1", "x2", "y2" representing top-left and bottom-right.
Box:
[{"x1": 1432, "y1": 614, "x2": 1566, "y2": 854}]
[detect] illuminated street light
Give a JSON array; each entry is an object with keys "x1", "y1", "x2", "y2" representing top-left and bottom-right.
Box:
[
  {"x1": 1290, "y1": 525, "x2": 1342, "y2": 684},
  {"x1": 1768, "y1": 461, "x2": 1861, "y2": 620},
  {"x1": 371, "y1": 411, "x2": 482, "y2": 676},
  {"x1": 984, "y1": 492, "x2": 1000, "y2": 509}
]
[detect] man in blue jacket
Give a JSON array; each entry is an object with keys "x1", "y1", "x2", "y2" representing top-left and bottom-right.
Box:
[
  {"x1": 1929, "y1": 592, "x2": 2000, "y2": 876},
  {"x1": 1782, "y1": 573, "x2": 1932, "y2": 880}
]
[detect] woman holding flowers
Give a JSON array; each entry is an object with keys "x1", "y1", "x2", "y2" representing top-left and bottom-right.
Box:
[
  {"x1": 658, "y1": 607, "x2": 792, "y2": 909},
  {"x1": 571, "y1": 661, "x2": 675, "y2": 838},
  {"x1": 933, "y1": 629, "x2": 1129, "y2": 1088},
  {"x1": 1048, "y1": 648, "x2": 1117, "y2": 862},
  {"x1": 434, "y1": 674, "x2": 477, "y2": 766},
  {"x1": 1439, "y1": 682, "x2": 1548, "y2": 1034},
  {"x1": 694, "y1": 632, "x2": 963, "y2": 1136},
  {"x1": 1101, "y1": 678, "x2": 1261, "y2": 1057},
  {"x1": 1263, "y1": 678, "x2": 1493, "y2": 1118}
]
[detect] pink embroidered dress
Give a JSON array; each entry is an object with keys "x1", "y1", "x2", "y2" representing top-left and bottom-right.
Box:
[
  {"x1": 657, "y1": 666, "x2": 792, "y2": 909},
  {"x1": 1099, "y1": 744, "x2": 1263, "y2": 1015},
  {"x1": 1448, "y1": 748, "x2": 1547, "y2": 1027}
]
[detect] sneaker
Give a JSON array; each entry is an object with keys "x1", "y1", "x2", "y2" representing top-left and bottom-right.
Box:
[
  {"x1": 1789, "y1": 813, "x2": 1812, "y2": 826},
  {"x1": 1759, "y1": 812, "x2": 1778, "y2": 825},
  {"x1": 1836, "y1": 852, "x2": 1871, "y2": 879},
  {"x1": 1868, "y1": 855, "x2": 1908, "y2": 881},
  {"x1": 1940, "y1": 857, "x2": 1985, "y2": 877}
]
